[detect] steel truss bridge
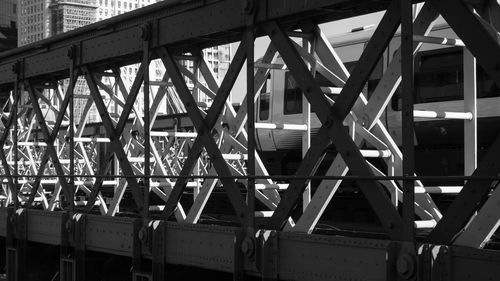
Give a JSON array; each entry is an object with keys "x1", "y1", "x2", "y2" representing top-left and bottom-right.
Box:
[{"x1": 0, "y1": 0, "x2": 500, "y2": 280}]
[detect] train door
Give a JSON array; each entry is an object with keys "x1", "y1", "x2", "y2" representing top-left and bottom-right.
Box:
[
  {"x1": 256, "y1": 70, "x2": 277, "y2": 151},
  {"x1": 270, "y1": 69, "x2": 307, "y2": 150}
]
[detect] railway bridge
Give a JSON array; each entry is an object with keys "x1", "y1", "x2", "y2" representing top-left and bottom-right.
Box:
[{"x1": 0, "y1": 0, "x2": 500, "y2": 280}]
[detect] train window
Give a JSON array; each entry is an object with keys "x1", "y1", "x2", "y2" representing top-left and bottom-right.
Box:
[
  {"x1": 415, "y1": 47, "x2": 500, "y2": 103},
  {"x1": 283, "y1": 71, "x2": 303, "y2": 115},
  {"x1": 415, "y1": 48, "x2": 463, "y2": 103},
  {"x1": 259, "y1": 74, "x2": 271, "y2": 121},
  {"x1": 391, "y1": 47, "x2": 500, "y2": 110},
  {"x1": 259, "y1": 92, "x2": 270, "y2": 120},
  {"x1": 282, "y1": 60, "x2": 383, "y2": 115}
]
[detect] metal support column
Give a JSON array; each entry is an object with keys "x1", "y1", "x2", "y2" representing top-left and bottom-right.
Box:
[
  {"x1": 12, "y1": 62, "x2": 19, "y2": 209},
  {"x1": 6, "y1": 208, "x2": 27, "y2": 281},
  {"x1": 142, "y1": 23, "x2": 151, "y2": 219},
  {"x1": 401, "y1": 0, "x2": 416, "y2": 241},
  {"x1": 151, "y1": 220, "x2": 165, "y2": 280},
  {"x1": 259, "y1": 230, "x2": 278, "y2": 281},
  {"x1": 398, "y1": 2, "x2": 418, "y2": 281},
  {"x1": 68, "y1": 46, "x2": 76, "y2": 213},
  {"x1": 60, "y1": 212, "x2": 74, "y2": 281},
  {"x1": 463, "y1": 49, "x2": 477, "y2": 176}
]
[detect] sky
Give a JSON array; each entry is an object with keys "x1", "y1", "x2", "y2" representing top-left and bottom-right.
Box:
[{"x1": 229, "y1": 11, "x2": 385, "y2": 103}]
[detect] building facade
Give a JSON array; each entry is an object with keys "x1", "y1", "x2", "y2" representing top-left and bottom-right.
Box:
[
  {"x1": 17, "y1": 0, "x2": 51, "y2": 46},
  {"x1": 0, "y1": 0, "x2": 17, "y2": 28},
  {"x1": 0, "y1": 0, "x2": 17, "y2": 52}
]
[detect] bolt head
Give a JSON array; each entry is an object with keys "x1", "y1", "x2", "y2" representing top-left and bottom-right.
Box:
[
  {"x1": 241, "y1": 237, "x2": 254, "y2": 258},
  {"x1": 243, "y1": 0, "x2": 252, "y2": 13},
  {"x1": 67, "y1": 46, "x2": 76, "y2": 59},
  {"x1": 65, "y1": 220, "x2": 73, "y2": 233},
  {"x1": 11, "y1": 63, "x2": 18, "y2": 74},
  {"x1": 397, "y1": 257, "x2": 409, "y2": 274},
  {"x1": 139, "y1": 23, "x2": 151, "y2": 41},
  {"x1": 138, "y1": 227, "x2": 148, "y2": 244},
  {"x1": 396, "y1": 254, "x2": 415, "y2": 280}
]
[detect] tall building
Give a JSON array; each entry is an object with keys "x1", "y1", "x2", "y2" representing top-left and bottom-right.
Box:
[
  {"x1": 0, "y1": 0, "x2": 18, "y2": 52},
  {"x1": 50, "y1": 0, "x2": 98, "y2": 34},
  {"x1": 0, "y1": 0, "x2": 17, "y2": 52},
  {"x1": 18, "y1": 0, "x2": 50, "y2": 46},
  {"x1": 0, "y1": 0, "x2": 17, "y2": 28}
]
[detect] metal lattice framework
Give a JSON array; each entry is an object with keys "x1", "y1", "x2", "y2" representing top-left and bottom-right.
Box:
[{"x1": 1, "y1": 0, "x2": 500, "y2": 280}]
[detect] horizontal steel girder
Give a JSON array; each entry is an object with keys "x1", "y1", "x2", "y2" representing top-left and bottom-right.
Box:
[
  {"x1": 0, "y1": 0, "x2": 392, "y2": 87},
  {"x1": 1, "y1": 208, "x2": 500, "y2": 281}
]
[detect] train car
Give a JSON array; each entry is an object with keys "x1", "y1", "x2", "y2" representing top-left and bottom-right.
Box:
[{"x1": 255, "y1": 17, "x2": 500, "y2": 179}]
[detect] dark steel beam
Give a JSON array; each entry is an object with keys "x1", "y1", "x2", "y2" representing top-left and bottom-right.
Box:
[
  {"x1": 158, "y1": 42, "x2": 247, "y2": 221},
  {"x1": 159, "y1": 46, "x2": 249, "y2": 224},
  {"x1": 83, "y1": 67, "x2": 144, "y2": 212},
  {"x1": 262, "y1": 10, "x2": 403, "y2": 238},
  {"x1": 427, "y1": 0, "x2": 500, "y2": 244},
  {"x1": 26, "y1": 71, "x2": 79, "y2": 207},
  {"x1": 401, "y1": 0, "x2": 416, "y2": 241},
  {"x1": 25, "y1": 81, "x2": 72, "y2": 203},
  {"x1": 0, "y1": 208, "x2": 391, "y2": 280},
  {"x1": 0, "y1": 0, "x2": 392, "y2": 87}
]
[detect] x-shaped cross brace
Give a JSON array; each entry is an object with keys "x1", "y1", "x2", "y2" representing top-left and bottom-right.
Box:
[
  {"x1": 262, "y1": 0, "x2": 405, "y2": 239},
  {"x1": 159, "y1": 41, "x2": 250, "y2": 224}
]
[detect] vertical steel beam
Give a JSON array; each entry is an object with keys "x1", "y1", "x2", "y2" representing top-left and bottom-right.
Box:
[
  {"x1": 159, "y1": 43, "x2": 247, "y2": 222},
  {"x1": 60, "y1": 212, "x2": 74, "y2": 281},
  {"x1": 427, "y1": 0, "x2": 500, "y2": 244},
  {"x1": 6, "y1": 208, "x2": 27, "y2": 281},
  {"x1": 69, "y1": 47, "x2": 76, "y2": 213},
  {"x1": 233, "y1": 230, "x2": 243, "y2": 280},
  {"x1": 246, "y1": 28, "x2": 256, "y2": 234},
  {"x1": 142, "y1": 26, "x2": 151, "y2": 219},
  {"x1": 74, "y1": 213, "x2": 86, "y2": 281},
  {"x1": 259, "y1": 230, "x2": 279, "y2": 281},
  {"x1": 463, "y1": 49, "x2": 477, "y2": 176},
  {"x1": 132, "y1": 218, "x2": 150, "y2": 280},
  {"x1": 301, "y1": 35, "x2": 313, "y2": 211},
  {"x1": 25, "y1": 81, "x2": 72, "y2": 204},
  {"x1": 263, "y1": 16, "x2": 403, "y2": 237},
  {"x1": 13, "y1": 63, "x2": 19, "y2": 209},
  {"x1": 401, "y1": 0, "x2": 415, "y2": 241},
  {"x1": 151, "y1": 220, "x2": 165, "y2": 280},
  {"x1": 0, "y1": 90, "x2": 19, "y2": 206}
]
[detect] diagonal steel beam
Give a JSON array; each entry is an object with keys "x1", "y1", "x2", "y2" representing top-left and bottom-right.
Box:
[
  {"x1": 159, "y1": 43, "x2": 248, "y2": 222},
  {"x1": 178, "y1": 47, "x2": 284, "y2": 222},
  {"x1": 263, "y1": 0, "x2": 403, "y2": 237},
  {"x1": 293, "y1": 5, "x2": 441, "y2": 233},
  {"x1": 80, "y1": 65, "x2": 145, "y2": 209},
  {"x1": 427, "y1": 0, "x2": 500, "y2": 244},
  {"x1": 25, "y1": 72, "x2": 80, "y2": 207},
  {"x1": 25, "y1": 81, "x2": 72, "y2": 204},
  {"x1": 83, "y1": 66, "x2": 144, "y2": 213},
  {"x1": 0, "y1": 92, "x2": 19, "y2": 205}
]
